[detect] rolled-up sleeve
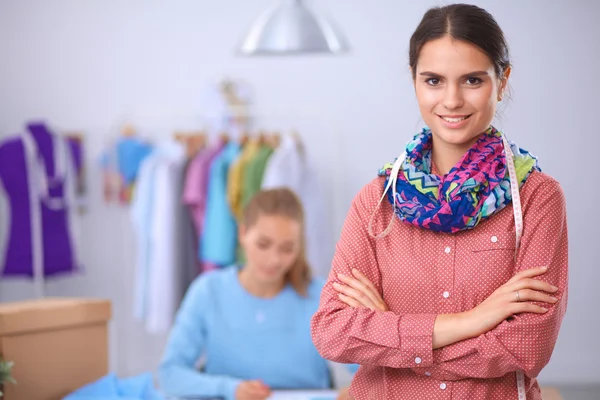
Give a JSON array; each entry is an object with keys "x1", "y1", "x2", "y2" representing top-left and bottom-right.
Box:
[{"x1": 311, "y1": 182, "x2": 438, "y2": 369}]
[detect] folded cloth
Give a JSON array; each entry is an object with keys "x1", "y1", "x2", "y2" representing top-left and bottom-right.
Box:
[{"x1": 63, "y1": 373, "x2": 165, "y2": 400}]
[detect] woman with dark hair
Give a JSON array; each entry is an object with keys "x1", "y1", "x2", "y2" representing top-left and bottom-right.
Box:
[{"x1": 311, "y1": 4, "x2": 568, "y2": 399}]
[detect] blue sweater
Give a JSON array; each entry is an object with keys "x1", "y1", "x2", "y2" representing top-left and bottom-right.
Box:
[{"x1": 158, "y1": 266, "x2": 356, "y2": 399}]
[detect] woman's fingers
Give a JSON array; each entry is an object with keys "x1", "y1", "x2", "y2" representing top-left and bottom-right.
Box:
[
  {"x1": 506, "y1": 278, "x2": 558, "y2": 294},
  {"x1": 509, "y1": 302, "x2": 549, "y2": 315},
  {"x1": 333, "y1": 282, "x2": 376, "y2": 309},
  {"x1": 506, "y1": 288, "x2": 558, "y2": 304},
  {"x1": 505, "y1": 266, "x2": 548, "y2": 285},
  {"x1": 351, "y1": 269, "x2": 381, "y2": 299},
  {"x1": 351, "y1": 269, "x2": 388, "y2": 308},
  {"x1": 337, "y1": 273, "x2": 381, "y2": 307},
  {"x1": 338, "y1": 293, "x2": 363, "y2": 308}
]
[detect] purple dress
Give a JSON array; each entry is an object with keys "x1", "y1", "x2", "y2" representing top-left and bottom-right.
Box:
[{"x1": 0, "y1": 122, "x2": 82, "y2": 278}]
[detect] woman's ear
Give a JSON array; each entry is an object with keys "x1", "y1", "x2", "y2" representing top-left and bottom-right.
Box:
[
  {"x1": 498, "y1": 66, "x2": 512, "y2": 101},
  {"x1": 238, "y1": 224, "x2": 247, "y2": 244}
]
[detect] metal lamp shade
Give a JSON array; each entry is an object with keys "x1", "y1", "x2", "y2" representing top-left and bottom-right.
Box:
[{"x1": 237, "y1": 0, "x2": 350, "y2": 56}]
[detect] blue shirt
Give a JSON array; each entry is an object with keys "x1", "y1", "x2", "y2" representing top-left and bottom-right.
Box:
[
  {"x1": 116, "y1": 137, "x2": 153, "y2": 184},
  {"x1": 201, "y1": 142, "x2": 240, "y2": 265},
  {"x1": 158, "y1": 266, "x2": 357, "y2": 399}
]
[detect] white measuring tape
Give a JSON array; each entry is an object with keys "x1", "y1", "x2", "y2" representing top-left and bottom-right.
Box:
[{"x1": 503, "y1": 135, "x2": 527, "y2": 399}]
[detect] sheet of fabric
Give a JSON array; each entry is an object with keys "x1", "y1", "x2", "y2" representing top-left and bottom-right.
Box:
[{"x1": 63, "y1": 372, "x2": 164, "y2": 400}]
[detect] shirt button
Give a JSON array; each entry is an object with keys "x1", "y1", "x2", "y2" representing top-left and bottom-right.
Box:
[
  {"x1": 425, "y1": 372, "x2": 432, "y2": 377},
  {"x1": 440, "y1": 383, "x2": 447, "y2": 390},
  {"x1": 443, "y1": 291, "x2": 450, "y2": 299},
  {"x1": 444, "y1": 247, "x2": 451, "y2": 254},
  {"x1": 415, "y1": 357, "x2": 422, "y2": 364},
  {"x1": 491, "y1": 236, "x2": 498, "y2": 243}
]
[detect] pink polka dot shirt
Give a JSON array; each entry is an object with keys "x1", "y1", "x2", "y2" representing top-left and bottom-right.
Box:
[{"x1": 311, "y1": 171, "x2": 568, "y2": 399}]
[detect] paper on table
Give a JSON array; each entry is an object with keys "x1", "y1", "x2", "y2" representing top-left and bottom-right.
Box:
[{"x1": 268, "y1": 390, "x2": 338, "y2": 400}]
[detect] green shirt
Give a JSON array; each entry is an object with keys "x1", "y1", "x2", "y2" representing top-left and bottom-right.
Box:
[{"x1": 242, "y1": 144, "x2": 274, "y2": 208}]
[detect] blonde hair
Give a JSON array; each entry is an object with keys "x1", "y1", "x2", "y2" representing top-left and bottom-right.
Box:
[{"x1": 242, "y1": 188, "x2": 312, "y2": 296}]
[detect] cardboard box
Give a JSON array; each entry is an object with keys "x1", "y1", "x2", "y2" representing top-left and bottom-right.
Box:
[{"x1": 0, "y1": 297, "x2": 111, "y2": 400}]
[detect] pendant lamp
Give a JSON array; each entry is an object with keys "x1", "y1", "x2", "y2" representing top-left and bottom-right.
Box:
[{"x1": 237, "y1": 0, "x2": 350, "y2": 56}]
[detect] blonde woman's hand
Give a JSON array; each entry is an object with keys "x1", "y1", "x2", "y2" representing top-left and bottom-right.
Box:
[
  {"x1": 336, "y1": 387, "x2": 352, "y2": 400},
  {"x1": 235, "y1": 380, "x2": 271, "y2": 400},
  {"x1": 333, "y1": 268, "x2": 389, "y2": 312}
]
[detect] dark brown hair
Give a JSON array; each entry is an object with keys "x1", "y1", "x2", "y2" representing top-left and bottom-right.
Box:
[
  {"x1": 409, "y1": 4, "x2": 511, "y2": 79},
  {"x1": 242, "y1": 188, "x2": 311, "y2": 296}
]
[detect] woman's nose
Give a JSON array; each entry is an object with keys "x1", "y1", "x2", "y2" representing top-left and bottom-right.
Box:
[{"x1": 442, "y1": 85, "x2": 465, "y2": 110}]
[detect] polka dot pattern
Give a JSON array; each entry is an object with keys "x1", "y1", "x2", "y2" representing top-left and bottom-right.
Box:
[{"x1": 310, "y1": 171, "x2": 568, "y2": 399}]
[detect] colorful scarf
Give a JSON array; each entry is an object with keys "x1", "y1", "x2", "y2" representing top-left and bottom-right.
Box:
[{"x1": 377, "y1": 126, "x2": 540, "y2": 233}]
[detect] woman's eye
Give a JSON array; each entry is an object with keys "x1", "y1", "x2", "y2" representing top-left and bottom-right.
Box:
[
  {"x1": 257, "y1": 242, "x2": 269, "y2": 250},
  {"x1": 426, "y1": 78, "x2": 440, "y2": 86},
  {"x1": 280, "y1": 247, "x2": 294, "y2": 254},
  {"x1": 466, "y1": 77, "x2": 482, "y2": 85}
]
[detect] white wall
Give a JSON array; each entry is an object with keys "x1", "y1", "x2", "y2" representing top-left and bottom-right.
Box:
[{"x1": 0, "y1": 0, "x2": 598, "y2": 386}]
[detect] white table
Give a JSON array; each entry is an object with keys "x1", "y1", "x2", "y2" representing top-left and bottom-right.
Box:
[
  {"x1": 268, "y1": 390, "x2": 338, "y2": 400},
  {"x1": 165, "y1": 389, "x2": 339, "y2": 400}
]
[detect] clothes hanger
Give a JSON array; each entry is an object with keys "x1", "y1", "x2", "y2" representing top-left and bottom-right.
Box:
[
  {"x1": 238, "y1": 130, "x2": 250, "y2": 147},
  {"x1": 269, "y1": 131, "x2": 281, "y2": 148},
  {"x1": 290, "y1": 129, "x2": 305, "y2": 155},
  {"x1": 189, "y1": 131, "x2": 207, "y2": 156},
  {"x1": 257, "y1": 130, "x2": 267, "y2": 145},
  {"x1": 218, "y1": 131, "x2": 230, "y2": 144},
  {"x1": 219, "y1": 78, "x2": 251, "y2": 131},
  {"x1": 173, "y1": 130, "x2": 207, "y2": 158},
  {"x1": 121, "y1": 123, "x2": 136, "y2": 137}
]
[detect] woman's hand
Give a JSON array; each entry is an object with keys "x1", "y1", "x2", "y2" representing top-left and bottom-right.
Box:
[
  {"x1": 463, "y1": 266, "x2": 559, "y2": 339},
  {"x1": 336, "y1": 387, "x2": 352, "y2": 400},
  {"x1": 333, "y1": 268, "x2": 389, "y2": 312},
  {"x1": 235, "y1": 380, "x2": 271, "y2": 400}
]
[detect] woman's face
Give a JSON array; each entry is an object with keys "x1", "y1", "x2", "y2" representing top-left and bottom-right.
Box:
[
  {"x1": 239, "y1": 215, "x2": 302, "y2": 286},
  {"x1": 413, "y1": 36, "x2": 509, "y2": 150}
]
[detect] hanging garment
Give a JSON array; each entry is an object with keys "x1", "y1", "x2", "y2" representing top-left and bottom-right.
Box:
[
  {"x1": 200, "y1": 142, "x2": 241, "y2": 267},
  {"x1": 99, "y1": 136, "x2": 153, "y2": 204},
  {"x1": 226, "y1": 139, "x2": 260, "y2": 221},
  {"x1": 0, "y1": 122, "x2": 81, "y2": 278},
  {"x1": 131, "y1": 141, "x2": 193, "y2": 333},
  {"x1": 182, "y1": 140, "x2": 226, "y2": 239},
  {"x1": 179, "y1": 159, "x2": 203, "y2": 289},
  {"x1": 130, "y1": 152, "x2": 161, "y2": 321},
  {"x1": 116, "y1": 137, "x2": 153, "y2": 187},
  {"x1": 241, "y1": 143, "x2": 273, "y2": 208},
  {"x1": 261, "y1": 134, "x2": 333, "y2": 278},
  {"x1": 146, "y1": 149, "x2": 185, "y2": 334}
]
